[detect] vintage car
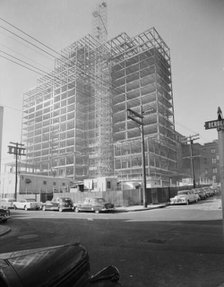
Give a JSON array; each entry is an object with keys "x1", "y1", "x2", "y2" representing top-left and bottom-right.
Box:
[
  {"x1": 74, "y1": 197, "x2": 115, "y2": 213},
  {"x1": 0, "y1": 208, "x2": 10, "y2": 223},
  {"x1": 13, "y1": 199, "x2": 40, "y2": 211},
  {"x1": 0, "y1": 198, "x2": 14, "y2": 209},
  {"x1": 0, "y1": 242, "x2": 121, "y2": 287},
  {"x1": 192, "y1": 188, "x2": 207, "y2": 200},
  {"x1": 170, "y1": 190, "x2": 199, "y2": 205},
  {"x1": 41, "y1": 197, "x2": 74, "y2": 212}
]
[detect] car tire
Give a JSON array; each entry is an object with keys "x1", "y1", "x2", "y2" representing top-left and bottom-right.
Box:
[{"x1": 75, "y1": 207, "x2": 79, "y2": 213}]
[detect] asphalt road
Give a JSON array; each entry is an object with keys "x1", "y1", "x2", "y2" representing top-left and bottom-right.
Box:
[{"x1": 1, "y1": 196, "x2": 224, "y2": 287}]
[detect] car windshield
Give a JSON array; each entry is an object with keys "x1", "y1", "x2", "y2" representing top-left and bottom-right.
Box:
[
  {"x1": 177, "y1": 191, "x2": 188, "y2": 195},
  {"x1": 62, "y1": 198, "x2": 72, "y2": 202},
  {"x1": 95, "y1": 198, "x2": 106, "y2": 203}
]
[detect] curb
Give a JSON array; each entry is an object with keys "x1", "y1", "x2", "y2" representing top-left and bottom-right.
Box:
[
  {"x1": 116, "y1": 203, "x2": 169, "y2": 212},
  {"x1": 0, "y1": 225, "x2": 11, "y2": 237}
]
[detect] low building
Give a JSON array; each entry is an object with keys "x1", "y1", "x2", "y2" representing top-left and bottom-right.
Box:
[{"x1": 0, "y1": 172, "x2": 72, "y2": 202}]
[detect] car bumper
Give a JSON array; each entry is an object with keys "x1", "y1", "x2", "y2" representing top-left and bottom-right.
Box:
[
  {"x1": 61, "y1": 206, "x2": 74, "y2": 210},
  {"x1": 170, "y1": 200, "x2": 187, "y2": 205}
]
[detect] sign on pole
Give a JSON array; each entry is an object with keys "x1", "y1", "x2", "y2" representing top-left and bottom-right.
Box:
[
  {"x1": 205, "y1": 106, "x2": 224, "y2": 220},
  {"x1": 204, "y1": 119, "x2": 224, "y2": 130}
]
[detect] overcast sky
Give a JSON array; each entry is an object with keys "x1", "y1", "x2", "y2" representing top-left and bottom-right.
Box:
[{"x1": 0, "y1": 0, "x2": 224, "y2": 165}]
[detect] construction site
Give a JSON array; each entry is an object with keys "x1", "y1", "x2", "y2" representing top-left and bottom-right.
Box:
[{"x1": 21, "y1": 2, "x2": 177, "y2": 187}]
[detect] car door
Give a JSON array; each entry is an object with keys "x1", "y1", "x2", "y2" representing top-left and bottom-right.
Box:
[
  {"x1": 83, "y1": 198, "x2": 91, "y2": 211},
  {"x1": 188, "y1": 191, "x2": 195, "y2": 202},
  {"x1": 18, "y1": 200, "x2": 26, "y2": 209}
]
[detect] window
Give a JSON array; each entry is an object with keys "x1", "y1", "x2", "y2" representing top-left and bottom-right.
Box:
[
  {"x1": 213, "y1": 168, "x2": 217, "y2": 174},
  {"x1": 43, "y1": 180, "x2": 47, "y2": 185},
  {"x1": 107, "y1": 181, "x2": 111, "y2": 189},
  {"x1": 211, "y1": 149, "x2": 216, "y2": 153},
  {"x1": 212, "y1": 158, "x2": 217, "y2": 164}
]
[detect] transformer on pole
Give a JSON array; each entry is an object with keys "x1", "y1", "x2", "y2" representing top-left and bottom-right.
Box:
[{"x1": 8, "y1": 142, "x2": 26, "y2": 201}]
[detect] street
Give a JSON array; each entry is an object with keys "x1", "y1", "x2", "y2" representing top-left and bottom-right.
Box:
[{"x1": 1, "y1": 197, "x2": 224, "y2": 287}]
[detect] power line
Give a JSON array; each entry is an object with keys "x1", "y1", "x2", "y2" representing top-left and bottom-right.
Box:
[
  {"x1": 0, "y1": 19, "x2": 122, "y2": 94},
  {"x1": 0, "y1": 49, "x2": 52, "y2": 76},
  {"x1": 0, "y1": 24, "x2": 57, "y2": 60},
  {"x1": 0, "y1": 54, "x2": 45, "y2": 77},
  {"x1": 0, "y1": 41, "x2": 52, "y2": 71},
  {"x1": 0, "y1": 17, "x2": 64, "y2": 58}
]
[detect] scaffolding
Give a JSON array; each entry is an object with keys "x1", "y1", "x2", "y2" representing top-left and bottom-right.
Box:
[
  {"x1": 22, "y1": 33, "x2": 113, "y2": 180},
  {"x1": 109, "y1": 27, "x2": 177, "y2": 186},
  {"x1": 21, "y1": 22, "x2": 177, "y2": 186}
]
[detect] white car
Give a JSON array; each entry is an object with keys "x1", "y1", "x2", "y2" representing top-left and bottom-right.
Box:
[
  {"x1": 13, "y1": 199, "x2": 40, "y2": 211},
  {"x1": 170, "y1": 190, "x2": 199, "y2": 205},
  {"x1": 0, "y1": 198, "x2": 14, "y2": 209}
]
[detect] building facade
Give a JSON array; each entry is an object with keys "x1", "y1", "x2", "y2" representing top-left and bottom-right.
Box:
[
  {"x1": 109, "y1": 28, "x2": 177, "y2": 186},
  {"x1": 201, "y1": 140, "x2": 220, "y2": 184},
  {"x1": 21, "y1": 26, "x2": 177, "y2": 187}
]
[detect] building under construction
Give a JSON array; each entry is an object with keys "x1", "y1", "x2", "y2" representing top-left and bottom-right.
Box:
[
  {"x1": 22, "y1": 3, "x2": 177, "y2": 186},
  {"x1": 108, "y1": 28, "x2": 176, "y2": 186}
]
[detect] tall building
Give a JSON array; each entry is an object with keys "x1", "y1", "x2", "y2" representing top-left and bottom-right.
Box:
[
  {"x1": 21, "y1": 5, "x2": 177, "y2": 186},
  {"x1": 22, "y1": 34, "x2": 113, "y2": 180},
  {"x1": 109, "y1": 28, "x2": 176, "y2": 186}
]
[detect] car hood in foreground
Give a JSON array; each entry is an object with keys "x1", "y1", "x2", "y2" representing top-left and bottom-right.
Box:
[{"x1": 0, "y1": 242, "x2": 90, "y2": 287}]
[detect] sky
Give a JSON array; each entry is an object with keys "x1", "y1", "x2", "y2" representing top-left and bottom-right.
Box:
[{"x1": 0, "y1": 0, "x2": 224, "y2": 166}]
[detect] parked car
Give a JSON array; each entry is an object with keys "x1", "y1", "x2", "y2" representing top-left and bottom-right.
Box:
[
  {"x1": 0, "y1": 208, "x2": 10, "y2": 223},
  {"x1": 74, "y1": 197, "x2": 115, "y2": 213},
  {"x1": 193, "y1": 188, "x2": 207, "y2": 200},
  {"x1": 170, "y1": 190, "x2": 199, "y2": 205},
  {"x1": 41, "y1": 197, "x2": 74, "y2": 212},
  {"x1": 13, "y1": 199, "x2": 40, "y2": 211},
  {"x1": 0, "y1": 198, "x2": 14, "y2": 209},
  {"x1": 202, "y1": 187, "x2": 214, "y2": 197}
]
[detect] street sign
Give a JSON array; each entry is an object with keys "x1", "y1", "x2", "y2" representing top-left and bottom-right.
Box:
[{"x1": 204, "y1": 119, "x2": 224, "y2": 130}]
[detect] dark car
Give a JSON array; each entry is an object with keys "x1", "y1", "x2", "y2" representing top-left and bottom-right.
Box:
[
  {"x1": 0, "y1": 242, "x2": 121, "y2": 287},
  {"x1": 74, "y1": 197, "x2": 115, "y2": 213},
  {"x1": 41, "y1": 197, "x2": 74, "y2": 212},
  {"x1": 0, "y1": 208, "x2": 10, "y2": 223}
]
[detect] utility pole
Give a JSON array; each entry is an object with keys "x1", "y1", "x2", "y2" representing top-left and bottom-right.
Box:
[
  {"x1": 205, "y1": 107, "x2": 224, "y2": 219},
  {"x1": 127, "y1": 106, "x2": 147, "y2": 208},
  {"x1": 182, "y1": 134, "x2": 200, "y2": 188},
  {"x1": 8, "y1": 142, "x2": 26, "y2": 201}
]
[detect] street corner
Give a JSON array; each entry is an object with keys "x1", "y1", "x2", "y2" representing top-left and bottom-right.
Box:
[{"x1": 0, "y1": 225, "x2": 11, "y2": 236}]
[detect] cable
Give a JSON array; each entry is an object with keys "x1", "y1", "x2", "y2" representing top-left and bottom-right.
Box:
[
  {"x1": 0, "y1": 41, "x2": 53, "y2": 71},
  {"x1": 0, "y1": 54, "x2": 45, "y2": 77},
  {"x1": 0, "y1": 17, "x2": 64, "y2": 58},
  {"x1": 0, "y1": 25, "x2": 58, "y2": 60},
  {"x1": 0, "y1": 18, "x2": 123, "y2": 94},
  {"x1": 0, "y1": 49, "x2": 52, "y2": 76}
]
